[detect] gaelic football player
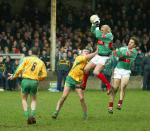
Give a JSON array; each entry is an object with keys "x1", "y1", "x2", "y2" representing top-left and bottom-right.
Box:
[
  {"x1": 108, "y1": 37, "x2": 138, "y2": 113},
  {"x1": 8, "y1": 47, "x2": 47, "y2": 124},
  {"x1": 82, "y1": 15, "x2": 113, "y2": 94},
  {"x1": 52, "y1": 49, "x2": 97, "y2": 120}
]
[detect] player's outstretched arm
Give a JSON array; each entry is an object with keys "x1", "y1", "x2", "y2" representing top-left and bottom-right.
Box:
[
  {"x1": 85, "y1": 49, "x2": 98, "y2": 60},
  {"x1": 90, "y1": 15, "x2": 101, "y2": 36},
  {"x1": 8, "y1": 59, "x2": 27, "y2": 80}
]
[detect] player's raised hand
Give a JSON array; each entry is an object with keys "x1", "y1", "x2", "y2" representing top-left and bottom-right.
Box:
[{"x1": 90, "y1": 14, "x2": 100, "y2": 27}]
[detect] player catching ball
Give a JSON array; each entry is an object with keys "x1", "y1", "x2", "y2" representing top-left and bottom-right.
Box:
[
  {"x1": 8, "y1": 47, "x2": 47, "y2": 124},
  {"x1": 52, "y1": 49, "x2": 97, "y2": 120},
  {"x1": 82, "y1": 15, "x2": 113, "y2": 94},
  {"x1": 108, "y1": 37, "x2": 138, "y2": 113}
]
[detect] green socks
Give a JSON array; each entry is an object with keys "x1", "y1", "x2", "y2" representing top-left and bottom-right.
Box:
[
  {"x1": 52, "y1": 111, "x2": 59, "y2": 119},
  {"x1": 83, "y1": 112, "x2": 88, "y2": 120},
  {"x1": 24, "y1": 111, "x2": 29, "y2": 119},
  {"x1": 31, "y1": 110, "x2": 36, "y2": 117},
  {"x1": 24, "y1": 110, "x2": 36, "y2": 119}
]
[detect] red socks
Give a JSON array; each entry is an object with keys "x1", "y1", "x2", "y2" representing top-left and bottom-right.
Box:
[
  {"x1": 118, "y1": 100, "x2": 123, "y2": 105},
  {"x1": 109, "y1": 102, "x2": 113, "y2": 108},
  {"x1": 82, "y1": 72, "x2": 111, "y2": 91},
  {"x1": 82, "y1": 73, "x2": 89, "y2": 90},
  {"x1": 96, "y1": 73, "x2": 111, "y2": 90}
]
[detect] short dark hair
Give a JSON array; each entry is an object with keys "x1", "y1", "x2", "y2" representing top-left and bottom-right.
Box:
[
  {"x1": 82, "y1": 49, "x2": 91, "y2": 54},
  {"x1": 31, "y1": 47, "x2": 39, "y2": 55},
  {"x1": 130, "y1": 36, "x2": 139, "y2": 47}
]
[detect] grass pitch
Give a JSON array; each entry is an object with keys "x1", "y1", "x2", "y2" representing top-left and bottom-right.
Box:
[{"x1": 0, "y1": 89, "x2": 150, "y2": 131}]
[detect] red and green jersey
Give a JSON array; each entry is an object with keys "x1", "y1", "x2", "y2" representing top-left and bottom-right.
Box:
[
  {"x1": 91, "y1": 25, "x2": 113, "y2": 56},
  {"x1": 114, "y1": 46, "x2": 137, "y2": 70}
]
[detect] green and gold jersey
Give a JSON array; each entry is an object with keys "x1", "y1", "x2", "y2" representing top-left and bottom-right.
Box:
[
  {"x1": 68, "y1": 55, "x2": 88, "y2": 82},
  {"x1": 57, "y1": 59, "x2": 70, "y2": 71},
  {"x1": 0, "y1": 62, "x2": 5, "y2": 72},
  {"x1": 13, "y1": 55, "x2": 47, "y2": 80}
]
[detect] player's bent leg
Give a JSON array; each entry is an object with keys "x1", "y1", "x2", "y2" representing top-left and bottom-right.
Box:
[
  {"x1": 31, "y1": 95, "x2": 36, "y2": 116},
  {"x1": 21, "y1": 79, "x2": 33, "y2": 122},
  {"x1": 76, "y1": 88, "x2": 87, "y2": 120},
  {"x1": 108, "y1": 90, "x2": 115, "y2": 114},
  {"x1": 84, "y1": 62, "x2": 95, "y2": 74},
  {"x1": 21, "y1": 93, "x2": 29, "y2": 119},
  {"x1": 112, "y1": 78, "x2": 121, "y2": 94},
  {"x1": 108, "y1": 78, "x2": 120, "y2": 114},
  {"x1": 52, "y1": 86, "x2": 71, "y2": 119},
  {"x1": 93, "y1": 64, "x2": 104, "y2": 76},
  {"x1": 57, "y1": 86, "x2": 71, "y2": 109},
  {"x1": 21, "y1": 93, "x2": 34, "y2": 124},
  {"x1": 93, "y1": 64, "x2": 111, "y2": 94},
  {"x1": 29, "y1": 95, "x2": 37, "y2": 124},
  {"x1": 117, "y1": 76, "x2": 130, "y2": 110},
  {"x1": 27, "y1": 80, "x2": 38, "y2": 124},
  {"x1": 82, "y1": 62, "x2": 95, "y2": 89}
]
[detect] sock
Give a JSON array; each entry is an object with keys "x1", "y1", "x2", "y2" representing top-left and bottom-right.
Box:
[
  {"x1": 109, "y1": 102, "x2": 113, "y2": 109},
  {"x1": 96, "y1": 73, "x2": 111, "y2": 90},
  {"x1": 53, "y1": 110, "x2": 59, "y2": 117},
  {"x1": 118, "y1": 100, "x2": 123, "y2": 106},
  {"x1": 54, "y1": 110, "x2": 59, "y2": 114},
  {"x1": 31, "y1": 110, "x2": 36, "y2": 117},
  {"x1": 82, "y1": 73, "x2": 89, "y2": 89},
  {"x1": 24, "y1": 110, "x2": 29, "y2": 119},
  {"x1": 83, "y1": 112, "x2": 87, "y2": 119}
]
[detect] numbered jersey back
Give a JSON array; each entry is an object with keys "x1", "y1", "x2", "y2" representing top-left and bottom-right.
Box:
[{"x1": 21, "y1": 56, "x2": 45, "y2": 80}]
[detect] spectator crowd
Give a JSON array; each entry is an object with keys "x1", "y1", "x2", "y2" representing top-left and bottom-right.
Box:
[{"x1": 0, "y1": 0, "x2": 150, "y2": 90}]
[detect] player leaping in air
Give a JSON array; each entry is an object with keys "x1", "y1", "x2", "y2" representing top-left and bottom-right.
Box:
[
  {"x1": 81, "y1": 15, "x2": 113, "y2": 94},
  {"x1": 52, "y1": 49, "x2": 97, "y2": 120}
]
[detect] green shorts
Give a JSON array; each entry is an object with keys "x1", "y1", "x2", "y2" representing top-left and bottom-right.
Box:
[
  {"x1": 21, "y1": 78, "x2": 39, "y2": 96},
  {"x1": 64, "y1": 76, "x2": 81, "y2": 89}
]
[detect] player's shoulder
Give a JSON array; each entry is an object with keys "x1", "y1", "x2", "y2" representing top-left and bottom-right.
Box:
[
  {"x1": 120, "y1": 46, "x2": 127, "y2": 50},
  {"x1": 77, "y1": 55, "x2": 86, "y2": 60},
  {"x1": 107, "y1": 32, "x2": 113, "y2": 36},
  {"x1": 28, "y1": 56, "x2": 44, "y2": 63},
  {"x1": 74, "y1": 55, "x2": 86, "y2": 62},
  {"x1": 106, "y1": 32, "x2": 113, "y2": 40},
  {"x1": 36, "y1": 57, "x2": 44, "y2": 63},
  {"x1": 131, "y1": 48, "x2": 138, "y2": 54},
  {"x1": 22, "y1": 56, "x2": 30, "y2": 61}
]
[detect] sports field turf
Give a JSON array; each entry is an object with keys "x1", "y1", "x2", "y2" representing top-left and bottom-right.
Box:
[{"x1": 0, "y1": 88, "x2": 150, "y2": 131}]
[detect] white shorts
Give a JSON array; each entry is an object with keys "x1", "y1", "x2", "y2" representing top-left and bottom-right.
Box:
[
  {"x1": 90, "y1": 54, "x2": 109, "y2": 65},
  {"x1": 113, "y1": 68, "x2": 131, "y2": 79}
]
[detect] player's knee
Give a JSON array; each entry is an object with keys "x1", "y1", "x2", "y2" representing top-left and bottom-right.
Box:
[
  {"x1": 84, "y1": 68, "x2": 89, "y2": 74},
  {"x1": 93, "y1": 70, "x2": 99, "y2": 76},
  {"x1": 120, "y1": 85, "x2": 127, "y2": 91},
  {"x1": 80, "y1": 97, "x2": 84, "y2": 102},
  {"x1": 113, "y1": 88, "x2": 118, "y2": 94},
  {"x1": 120, "y1": 88, "x2": 126, "y2": 93}
]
